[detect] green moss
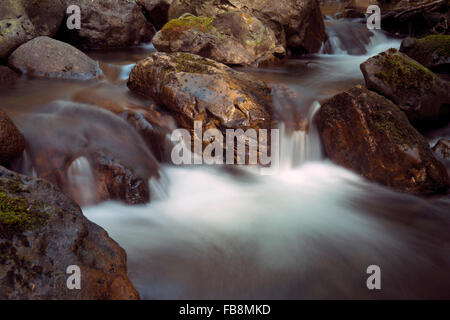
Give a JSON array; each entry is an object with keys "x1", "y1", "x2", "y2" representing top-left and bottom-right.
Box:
[
  {"x1": 173, "y1": 53, "x2": 217, "y2": 74},
  {"x1": 161, "y1": 15, "x2": 216, "y2": 41},
  {"x1": 0, "y1": 188, "x2": 49, "y2": 233},
  {"x1": 414, "y1": 35, "x2": 450, "y2": 60},
  {"x1": 375, "y1": 51, "x2": 434, "y2": 90}
]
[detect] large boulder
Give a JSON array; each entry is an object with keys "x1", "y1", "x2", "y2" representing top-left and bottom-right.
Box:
[
  {"x1": 360, "y1": 48, "x2": 450, "y2": 127},
  {"x1": 127, "y1": 52, "x2": 273, "y2": 162},
  {"x1": 316, "y1": 85, "x2": 449, "y2": 195},
  {"x1": 8, "y1": 37, "x2": 99, "y2": 80},
  {"x1": 168, "y1": 0, "x2": 327, "y2": 54},
  {"x1": 0, "y1": 166, "x2": 139, "y2": 299},
  {"x1": 58, "y1": 0, "x2": 155, "y2": 49},
  {"x1": 137, "y1": 0, "x2": 172, "y2": 30},
  {"x1": 0, "y1": 0, "x2": 65, "y2": 59},
  {"x1": 153, "y1": 12, "x2": 285, "y2": 66},
  {"x1": 9, "y1": 101, "x2": 160, "y2": 206},
  {"x1": 400, "y1": 35, "x2": 450, "y2": 74},
  {"x1": 0, "y1": 109, "x2": 25, "y2": 165}
]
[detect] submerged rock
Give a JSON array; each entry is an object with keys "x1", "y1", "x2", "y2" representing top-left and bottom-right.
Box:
[
  {"x1": 400, "y1": 35, "x2": 450, "y2": 74},
  {"x1": 127, "y1": 52, "x2": 273, "y2": 162},
  {"x1": 0, "y1": 0, "x2": 65, "y2": 59},
  {"x1": 360, "y1": 49, "x2": 450, "y2": 127},
  {"x1": 72, "y1": 84, "x2": 177, "y2": 162},
  {"x1": 153, "y1": 12, "x2": 285, "y2": 66},
  {"x1": 137, "y1": 0, "x2": 172, "y2": 30},
  {"x1": 0, "y1": 109, "x2": 25, "y2": 166},
  {"x1": 168, "y1": 0, "x2": 327, "y2": 54},
  {"x1": 8, "y1": 37, "x2": 99, "y2": 80},
  {"x1": 0, "y1": 166, "x2": 139, "y2": 299},
  {"x1": 316, "y1": 85, "x2": 449, "y2": 195},
  {"x1": 59, "y1": 0, "x2": 155, "y2": 49}
]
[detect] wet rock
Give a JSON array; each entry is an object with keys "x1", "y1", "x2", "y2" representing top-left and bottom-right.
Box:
[
  {"x1": 0, "y1": 0, "x2": 65, "y2": 59},
  {"x1": 360, "y1": 48, "x2": 450, "y2": 127},
  {"x1": 0, "y1": 166, "x2": 139, "y2": 299},
  {"x1": 153, "y1": 12, "x2": 285, "y2": 66},
  {"x1": 0, "y1": 66, "x2": 19, "y2": 86},
  {"x1": 9, "y1": 101, "x2": 160, "y2": 206},
  {"x1": 71, "y1": 84, "x2": 177, "y2": 162},
  {"x1": 127, "y1": 52, "x2": 273, "y2": 161},
  {"x1": 400, "y1": 35, "x2": 450, "y2": 74},
  {"x1": 316, "y1": 85, "x2": 449, "y2": 195},
  {"x1": 137, "y1": 0, "x2": 172, "y2": 30},
  {"x1": 336, "y1": 9, "x2": 366, "y2": 19},
  {"x1": 168, "y1": 0, "x2": 327, "y2": 54},
  {"x1": 0, "y1": 109, "x2": 25, "y2": 165},
  {"x1": 8, "y1": 37, "x2": 99, "y2": 80},
  {"x1": 381, "y1": 0, "x2": 449, "y2": 37},
  {"x1": 433, "y1": 139, "x2": 450, "y2": 160},
  {"x1": 59, "y1": 0, "x2": 155, "y2": 49}
]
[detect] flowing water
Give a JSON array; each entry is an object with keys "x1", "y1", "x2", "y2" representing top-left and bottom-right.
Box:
[{"x1": 1, "y1": 18, "x2": 450, "y2": 299}]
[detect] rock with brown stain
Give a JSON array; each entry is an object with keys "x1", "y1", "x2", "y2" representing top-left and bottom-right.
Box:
[
  {"x1": 168, "y1": 0, "x2": 327, "y2": 54},
  {"x1": 8, "y1": 37, "x2": 99, "y2": 80},
  {"x1": 153, "y1": 12, "x2": 285, "y2": 66},
  {"x1": 0, "y1": 166, "x2": 139, "y2": 300},
  {"x1": 0, "y1": 109, "x2": 25, "y2": 165},
  {"x1": 360, "y1": 48, "x2": 450, "y2": 127},
  {"x1": 316, "y1": 85, "x2": 449, "y2": 195}
]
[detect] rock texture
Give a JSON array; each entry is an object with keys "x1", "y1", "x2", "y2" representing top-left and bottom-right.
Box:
[
  {"x1": 400, "y1": 35, "x2": 450, "y2": 73},
  {"x1": 0, "y1": 0, "x2": 65, "y2": 59},
  {"x1": 360, "y1": 48, "x2": 450, "y2": 127},
  {"x1": 168, "y1": 0, "x2": 327, "y2": 54},
  {"x1": 0, "y1": 66, "x2": 19, "y2": 86},
  {"x1": 138, "y1": 0, "x2": 172, "y2": 30},
  {"x1": 153, "y1": 13, "x2": 284, "y2": 66},
  {"x1": 316, "y1": 85, "x2": 449, "y2": 195},
  {"x1": 0, "y1": 166, "x2": 139, "y2": 300},
  {"x1": 0, "y1": 109, "x2": 25, "y2": 165},
  {"x1": 127, "y1": 52, "x2": 273, "y2": 161},
  {"x1": 8, "y1": 37, "x2": 99, "y2": 80},
  {"x1": 59, "y1": 0, "x2": 155, "y2": 49}
]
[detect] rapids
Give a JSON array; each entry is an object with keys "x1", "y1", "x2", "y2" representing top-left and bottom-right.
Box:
[{"x1": 1, "y1": 17, "x2": 449, "y2": 299}]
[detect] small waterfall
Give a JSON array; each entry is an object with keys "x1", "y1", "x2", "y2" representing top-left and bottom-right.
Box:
[
  {"x1": 279, "y1": 102, "x2": 323, "y2": 170},
  {"x1": 149, "y1": 170, "x2": 169, "y2": 201},
  {"x1": 67, "y1": 156, "x2": 98, "y2": 205}
]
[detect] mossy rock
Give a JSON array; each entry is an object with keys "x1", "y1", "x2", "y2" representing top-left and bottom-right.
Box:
[
  {"x1": 160, "y1": 14, "x2": 216, "y2": 41},
  {"x1": 400, "y1": 35, "x2": 450, "y2": 73}
]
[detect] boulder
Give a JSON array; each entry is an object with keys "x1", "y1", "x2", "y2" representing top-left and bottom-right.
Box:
[
  {"x1": 360, "y1": 48, "x2": 450, "y2": 127},
  {"x1": 316, "y1": 85, "x2": 449, "y2": 195},
  {"x1": 0, "y1": 66, "x2": 19, "y2": 86},
  {"x1": 0, "y1": 166, "x2": 139, "y2": 299},
  {"x1": 153, "y1": 13, "x2": 285, "y2": 66},
  {"x1": 137, "y1": 0, "x2": 172, "y2": 30},
  {"x1": 400, "y1": 35, "x2": 450, "y2": 74},
  {"x1": 9, "y1": 101, "x2": 160, "y2": 206},
  {"x1": 168, "y1": 0, "x2": 327, "y2": 54},
  {"x1": 0, "y1": 109, "x2": 25, "y2": 165},
  {"x1": 127, "y1": 52, "x2": 273, "y2": 162},
  {"x1": 59, "y1": 0, "x2": 155, "y2": 49},
  {"x1": 71, "y1": 84, "x2": 177, "y2": 162},
  {"x1": 336, "y1": 9, "x2": 366, "y2": 19},
  {"x1": 8, "y1": 37, "x2": 99, "y2": 80},
  {"x1": 0, "y1": 0, "x2": 65, "y2": 59}
]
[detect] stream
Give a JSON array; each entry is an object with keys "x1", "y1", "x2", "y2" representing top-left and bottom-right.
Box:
[{"x1": 1, "y1": 17, "x2": 449, "y2": 299}]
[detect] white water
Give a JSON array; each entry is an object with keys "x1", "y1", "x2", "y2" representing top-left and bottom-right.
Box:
[{"x1": 83, "y1": 24, "x2": 450, "y2": 299}]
